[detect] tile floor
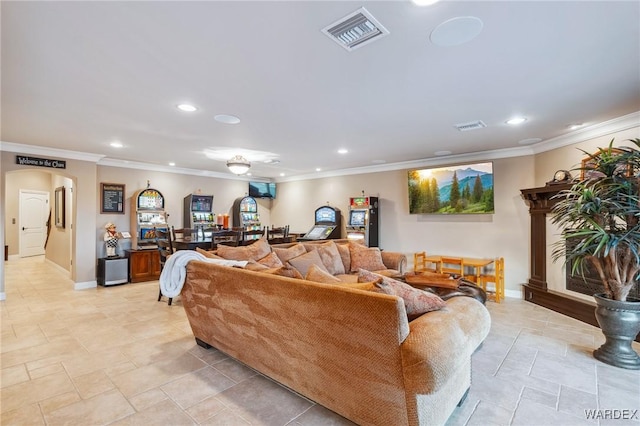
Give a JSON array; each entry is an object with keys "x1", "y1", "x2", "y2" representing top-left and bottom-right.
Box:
[{"x1": 1, "y1": 256, "x2": 639, "y2": 425}]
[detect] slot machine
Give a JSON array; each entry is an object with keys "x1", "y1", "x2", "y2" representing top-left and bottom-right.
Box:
[
  {"x1": 183, "y1": 194, "x2": 215, "y2": 230},
  {"x1": 130, "y1": 187, "x2": 168, "y2": 249},
  {"x1": 232, "y1": 195, "x2": 261, "y2": 230},
  {"x1": 298, "y1": 205, "x2": 342, "y2": 241},
  {"x1": 346, "y1": 196, "x2": 378, "y2": 247}
]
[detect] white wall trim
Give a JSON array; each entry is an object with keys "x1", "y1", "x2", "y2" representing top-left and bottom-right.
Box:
[
  {"x1": 505, "y1": 289, "x2": 522, "y2": 299},
  {"x1": 0, "y1": 141, "x2": 105, "y2": 162},
  {"x1": 75, "y1": 280, "x2": 97, "y2": 290},
  {"x1": 97, "y1": 158, "x2": 247, "y2": 181},
  {"x1": 531, "y1": 111, "x2": 640, "y2": 154}
]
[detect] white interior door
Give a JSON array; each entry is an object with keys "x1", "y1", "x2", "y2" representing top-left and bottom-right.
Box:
[{"x1": 19, "y1": 190, "x2": 49, "y2": 257}]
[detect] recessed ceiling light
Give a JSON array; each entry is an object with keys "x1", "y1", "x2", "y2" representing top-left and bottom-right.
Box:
[
  {"x1": 518, "y1": 138, "x2": 542, "y2": 145},
  {"x1": 412, "y1": 0, "x2": 440, "y2": 6},
  {"x1": 110, "y1": 141, "x2": 123, "y2": 148},
  {"x1": 177, "y1": 104, "x2": 197, "y2": 112},
  {"x1": 568, "y1": 123, "x2": 585, "y2": 130},
  {"x1": 280, "y1": 173, "x2": 285, "y2": 177},
  {"x1": 214, "y1": 114, "x2": 241, "y2": 124},
  {"x1": 169, "y1": 162, "x2": 175, "y2": 166},
  {"x1": 246, "y1": 172, "x2": 252, "y2": 176},
  {"x1": 338, "y1": 148, "x2": 348, "y2": 154},
  {"x1": 316, "y1": 168, "x2": 322, "y2": 172},
  {"x1": 506, "y1": 117, "x2": 527, "y2": 125},
  {"x1": 434, "y1": 150, "x2": 452, "y2": 156}
]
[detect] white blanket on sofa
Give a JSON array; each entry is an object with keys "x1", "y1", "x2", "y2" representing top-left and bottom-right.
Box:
[{"x1": 159, "y1": 250, "x2": 248, "y2": 298}]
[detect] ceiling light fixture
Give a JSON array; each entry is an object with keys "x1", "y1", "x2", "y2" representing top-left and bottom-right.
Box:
[
  {"x1": 412, "y1": 0, "x2": 440, "y2": 6},
  {"x1": 568, "y1": 123, "x2": 585, "y2": 130},
  {"x1": 226, "y1": 155, "x2": 251, "y2": 175},
  {"x1": 338, "y1": 148, "x2": 349, "y2": 154},
  {"x1": 214, "y1": 114, "x2": 241, "y2": 124},
  {"x1": 177, "y1": 104, "x2": 197, "y2": 112},
  {"x1": 110, "y1": 141, "x2": 123, "y2": 148},
  {"x1": 506, "y1": 117, "x2": 527, "y2": 125}
]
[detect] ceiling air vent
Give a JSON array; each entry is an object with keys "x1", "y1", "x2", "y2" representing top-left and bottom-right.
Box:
[
  {"x1": 454, "y1": 120, "x2": 487, "y2": 132},
  {"x1": 322, "y1": 7, "x2": 389, "y2": 51}
]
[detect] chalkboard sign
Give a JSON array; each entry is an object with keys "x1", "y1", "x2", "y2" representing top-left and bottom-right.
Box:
[{"x1": 101, "y1": 183, "x2": 125, "y2": 214}]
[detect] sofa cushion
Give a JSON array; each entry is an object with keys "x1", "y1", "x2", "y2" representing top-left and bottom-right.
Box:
[
  {"x1": 288, "y1": 250, "x2": 330, "y2": 277},
  {"x1": 273, "y1": 243, "x2": 307, "y2": 264},
  {"x1": 258, "y1": 251, "x2": 284, "y2": 268},
  {"x1": 264, "y1": 264, "x2": 304, "y2": 279},
  {"x1": 195, "y1": 247, "x2": 223, "y2": 259},
  {"x1": 349, "y1": 242, "x2": 386, "y2": 272},
  {"x1": 245, "y1": 261, "x2": 270, "y2": 272},
  {"x1": 336, "y1": 243, "x2": 351, "y2": 272},
  {"x1": 307, "y1": 241, "x2": 346, "y2": 275},
  {"x1": 216, "y1": 237, "x2": 271, "y2": 261},
  {"x1": 305, "y1": 264, "x2": 342, "y2": 284},
  {"x1": 357, "y1": 269, "x2": 446, "y2": 318}
]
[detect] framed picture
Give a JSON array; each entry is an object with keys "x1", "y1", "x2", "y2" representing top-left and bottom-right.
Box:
[
  {"x1": 407, "y1": 162, "x2": 494, "y2": 214},
  {"x1": 101, "y1": 183, "x2": 125, "y2": 214},
  {"x1": 580, "y1": 148, "x2": 631, "y2": 180},
  {"x1": 55, "y1": 186, "x2": 65, "y2": 228}
]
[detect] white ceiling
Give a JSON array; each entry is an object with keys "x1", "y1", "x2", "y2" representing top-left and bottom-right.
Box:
[{"x1": 2, "y1": 1, "x2": 639, "y2": 180}]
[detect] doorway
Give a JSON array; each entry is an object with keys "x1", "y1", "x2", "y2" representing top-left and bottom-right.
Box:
[{"x1": 19, "y1": 190, "x2": 49, "y2": 257}]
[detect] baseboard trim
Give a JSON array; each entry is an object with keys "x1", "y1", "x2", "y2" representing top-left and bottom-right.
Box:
[{"x1": 75, "y1": 281, "x2": 97, "y2": 290}]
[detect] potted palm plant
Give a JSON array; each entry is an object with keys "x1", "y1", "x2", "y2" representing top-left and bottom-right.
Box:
[{"x1": 551, "y1": 138, "x2": 640, "y2": 369}]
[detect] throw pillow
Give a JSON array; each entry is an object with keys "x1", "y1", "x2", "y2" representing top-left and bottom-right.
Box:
[
  {"x1": 349, "y1": 242, "x2": 386, "y2": 272},
  {"x1": 357, "y1": 269, "x2": 446, "y2": 317},
  {"x1": 216, "y1": 237, "x2": 271, "y2": 261},
  {"x1": 336, "y1": 243, "x2": 351, "y2": 272},
  {"x1": 257, "y1": 251, "x2": 284, "y2": 268},
  {"x1": 273, "y1": 243, "x2": 306, "y2": 264},
  {"x1": 314, "y1": 241, "x2": 346, "y2": 275},
  {"x1": 288, "y1": 249, "x2": 330, "y2": 277},
  {"x1": 195, "y1": 247, "x2": 223, "y2": 259},
  {"x1": 305, "y1": 264, "x2": 341, "y2": 284},
  {"x1": 264, "y1": 264, "x2": 304, "y2": 279},
  {"x1": 245, "y1": 261, "x2": 270, "y2": 272}
]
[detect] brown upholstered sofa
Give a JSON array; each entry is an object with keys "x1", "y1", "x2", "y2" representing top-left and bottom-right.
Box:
[{"x1": 181, "y1": 250, "x2": 491, "y2": 425}]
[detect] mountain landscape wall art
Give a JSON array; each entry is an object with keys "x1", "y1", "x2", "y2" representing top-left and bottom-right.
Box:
[{"x1": 408, "y1": 162, "x2": 494, "y2": 214}]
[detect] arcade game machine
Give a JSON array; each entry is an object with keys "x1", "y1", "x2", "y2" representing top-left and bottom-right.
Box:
[
  {"x1": 130, "y1": 186, "x2": 168, "y2": 249},
  {"x1": 183, "y1": 194, "x2": 215, "y2": 231},
  {"x1": 298, "y1": 205, "x2": 342, "y2": 241},
  {"x1": 346, "y1": 195, "x2": 379, "y2": 247},
  {"x1": 232, "y1": 195, "x2": 262, "y2": 238}
]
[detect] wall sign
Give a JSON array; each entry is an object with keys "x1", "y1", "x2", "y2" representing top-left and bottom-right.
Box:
[
  {"x1": 16, "y1": 155, "x2": 66, "y2": 169},
  {"x1": 101, "y1": 183, "x2": 125, "y2": 214}
]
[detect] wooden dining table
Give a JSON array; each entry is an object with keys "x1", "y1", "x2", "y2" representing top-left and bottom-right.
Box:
[
  {"x1": 423, "y1": 255, "x2": 495, "y2": 282},
  {"x1": 172, "y1": 237, "x2": 212, "y2": 251}
]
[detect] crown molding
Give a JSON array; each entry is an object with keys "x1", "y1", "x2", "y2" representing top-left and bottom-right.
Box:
[
  {"x1": 530, "y1": 111, "x2": 640, "y2": 154},
  {"x1": 277, "y1": 145, "x2": 535, "y2": 183},
  {"x1": 97, "y1": 158, "x2": 250, "y2": 181},
  {"x1": 0, "y1": 141, "x2": 105, "y2": 162}
]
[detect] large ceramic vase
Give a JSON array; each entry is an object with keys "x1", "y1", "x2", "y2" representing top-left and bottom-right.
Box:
[{"x1": 593, "y1": 293, "x2": 640, "y2": 370}]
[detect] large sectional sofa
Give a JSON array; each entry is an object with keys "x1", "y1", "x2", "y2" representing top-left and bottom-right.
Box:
[{"x1": 178, "y1": 238, "x2": 491, "y2": 425}]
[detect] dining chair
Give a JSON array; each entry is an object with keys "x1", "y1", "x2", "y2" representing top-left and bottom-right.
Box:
[
  {"x1": 266, "y1": 225, "x2": 289, "y2": 244},
  {"x1": 171, "y1": 226, "x2": 193, "y2": 240},
  {"x1": 241, "y1": 227, "x2": 265, "y2": 245},
  {"x1": 211, "y1": 229, "x2": 241, "y2": 249},
  {"x1": 155, "y1": 228, "x2": 174, "y2": 306},
  {"x1": 413, "y1": 251, "x2": 438, "y2": 273},
  {"x1": 440, "y1": 256, "x2": 464, "y2": 278},
  {"x1": 478, "y1": 257, "x2": 505, "y2": 303}
]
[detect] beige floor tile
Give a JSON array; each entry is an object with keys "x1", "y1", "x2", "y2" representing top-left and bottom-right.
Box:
[
  {"x1": 185, "y1": 395, "x2": 228, "y2": 423},
  {"x1": 199, "y1": 408, "x2": 252, "y2": 425},
  {"x1": 38, "y1": 391, "x2": 82, "y2": 414},
  {"x1": 161, "y1": 366, "x2": 237, "y2": 409},
  {"x1": 0, "y1": 402, "x2": 45, "y2": 425},
  {"x1": 44, "y1": 388, "x2": 135, "y2": 425},
  {"x1": 1, "y1": 364, "x2": 30, "y2": 388},
  {"x1": 1, "y1": 371, "x2": 76, "y2": 412},
  {"x1": 465, "y1": 400, "x2": 514, "y2": 426},
  {"x1": 72, "y1": 369, "x2": 116, "y2": 399},
  {"x1": 128, "y1": 388, "x2": 169, "y2": 412},
  {"x1": 292, "y1": 404, "x2": 357, "y2": 425},
  {"x1": 110, "y1": 399, "x2": 195, "y2": 426}
]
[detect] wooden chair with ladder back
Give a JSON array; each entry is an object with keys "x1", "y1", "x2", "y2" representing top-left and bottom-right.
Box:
[
  {"x1": 171, "y1": 226, "x2": 194, "y2": 240},
  {"x1": 240, "y1": 227, "x2": 265, "y2": 245},
  {"x1": 413, "y1": 251, "x2": 438, "y2": 273},
  {"x1": 155, "y1": 228, "x2": 175, "y2": 305},
  {"x1": 266, "y1": 225, "x2": 290, "y2": 244},
  {"x1": 211, "y1": 229, "x2": 242, "y2": 249},
  {"x1": 478, "y1": 257, "x2": 505, "y2": 303}
]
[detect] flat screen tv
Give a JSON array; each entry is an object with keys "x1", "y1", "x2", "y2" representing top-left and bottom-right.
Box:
[
  {"x1": 408, "y1": 162, "x2": 494, "y2": 214},
  {"x1": 248, "y1": 182, "x2": 276, "y2": 199}
]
